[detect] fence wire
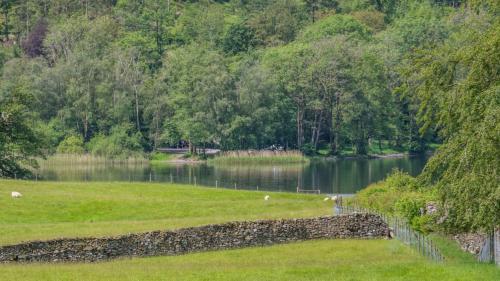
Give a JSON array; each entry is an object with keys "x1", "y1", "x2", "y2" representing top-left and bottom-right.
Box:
[{"x1": 337, "y1": 203, "x2": 444, "y2": 262}]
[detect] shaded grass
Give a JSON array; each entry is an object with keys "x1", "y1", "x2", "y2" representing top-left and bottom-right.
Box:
[
  {"x1": 0, "y1": 180, "x2": 331, "y2": 245},
  {"x1": 317, "y1": 141, "x2": 441, "y2": 157},
  {"x1": 0, "y1": 239, "x2": 498, "y2": 281}
]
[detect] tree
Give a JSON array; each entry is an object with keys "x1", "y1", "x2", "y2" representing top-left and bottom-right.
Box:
[
  {"x1": 21, "y1": 18, "x2": 48, "y2": 57},
  {"x1": 248, "y1": 0, "x2": 307, "y2": 46},
  {"x1": 222, "y1": 22, "x2": 256, "y2": 54},
  {"x1": 299, "y1": 14, "x2": 372, "y2": 42},
  {"x1": 163, "y1": 45, "x2": 234, "y2": 153},
  {"x1": 263, "y1": 42, "x2": 314, "y2": 148},
  {"x1": 0, "y1": 91, "x2": 45, "y2": 178},
  {"x1": 411, "y1": 17, "x2": 499, "y2": 232},
  {"x1": 0, "y1": 0, "x2": 16, "y2": 40},
  {"x1": 304, "y1": 0, "x2": 339, "y2": 23}
]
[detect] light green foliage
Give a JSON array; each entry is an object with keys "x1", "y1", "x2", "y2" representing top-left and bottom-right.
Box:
[
  {"x1": 247, "y1": 0, "x2": 307, "y2": 46},
  {"x1": 354, "y1": 171, "x2": 433, "y2": 219},
  {"x1": 299, "y1": 14, "x2": 372, "y2": 41},
  {"x1": 56, "y1": 135, "x2": 84, "y2": 154},
  {"x1": 409, "y1": 16, "x2": 500, "y2": 232}
]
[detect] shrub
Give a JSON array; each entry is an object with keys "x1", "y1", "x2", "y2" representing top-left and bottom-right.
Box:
[
  {"x1": 300, "y1": 143, "x2": 316, "y2": 156},
  {"x1": 87, "y1": 124, "x2": 144, "y2": 159},
  {"x1": 57, "y1": 135, "x2": 85, "y2": 154},
  {"x1": 384, "y1": 170, "x2": 418, "y2": 191},
  {"x1": 394, "y1": 195, "x2": 427, "y2": 221}
]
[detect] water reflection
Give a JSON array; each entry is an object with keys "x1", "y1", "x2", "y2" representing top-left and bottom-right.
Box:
[{"x1": 37, "y1": 155, "x2": 429, "y2": 194}]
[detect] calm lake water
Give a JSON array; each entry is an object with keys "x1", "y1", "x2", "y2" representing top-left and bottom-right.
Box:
[{"x1": 37, "y1": 155, "x2": 429, "y2": 194}]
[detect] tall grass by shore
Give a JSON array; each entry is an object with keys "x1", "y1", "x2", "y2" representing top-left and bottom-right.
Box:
[
  {"x1": 211, "y1": 150, "x2": 308, "y2": 164},
  {"x1": 40, "y1": 154, "x2": 148, "y2": 165}
]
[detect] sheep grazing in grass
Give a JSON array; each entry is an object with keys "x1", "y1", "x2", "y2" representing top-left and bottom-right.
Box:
[
  {"x1": 264, "y1": 195, "x2": 270, "y2": 201},
  {"x1": 11, "y1": 191, "x2": 22, "y2": 198},
  {"x1": 331, "y1": 195, "x2": 337, "y2": 201},
  {"x1": 323, "y1": 197, "x2": 330, "y2": 201}
]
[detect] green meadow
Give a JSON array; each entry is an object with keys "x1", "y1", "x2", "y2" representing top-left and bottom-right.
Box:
[
  {"x1": 0, "y1": 180, "x2": 497, "y2": 281},
  {"x1": 0, "y1": 180, "x2": 330, "y2": 245}
]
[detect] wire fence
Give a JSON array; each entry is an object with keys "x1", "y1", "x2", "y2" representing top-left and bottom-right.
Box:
[
  {"x1": 478, "y1": 229, "x2": 500, "y2": 265},
  {"x1": 337, "y1": 202, "x2": 445, "y2": 262},
  {"x1": 27, "y1": 170, "x2": 325, "y2": 194}
]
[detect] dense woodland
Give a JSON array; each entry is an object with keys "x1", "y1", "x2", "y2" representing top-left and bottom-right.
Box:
[
  {"x1": 0, "y1": 1, "x2": 498, "y2": 231},
  {"x1": 1, "y1": 0, "x2": 471, "y2": 158}
]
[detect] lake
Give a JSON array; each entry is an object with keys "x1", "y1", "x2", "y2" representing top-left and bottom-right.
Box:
[{"x1": 37, "y1": 155, "x2": 429, "y2": 194}]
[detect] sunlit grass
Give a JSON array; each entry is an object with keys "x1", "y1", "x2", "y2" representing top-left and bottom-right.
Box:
[
  {"x1": 0, "y1": 180, "x2": 330, "y2": 245},
  {"x1": 0, "y1": 239, "x2": 498, "y2": 281}
]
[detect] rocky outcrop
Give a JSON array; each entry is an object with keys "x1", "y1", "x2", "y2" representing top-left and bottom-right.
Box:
[
  {"x1": 0, "y1": 214, "x2": 389, "y2": 263},
  {"x1": 453, "y1": 233, "x2": 486, "y2": 255}
]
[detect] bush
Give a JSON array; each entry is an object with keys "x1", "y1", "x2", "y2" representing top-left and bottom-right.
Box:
[
  {"x1": 384, "y1": 170, "x2": 418, "y2": 191},
  {"x1": 354, "y1": 170, "x2": 438, "y2": 233},
  {"x1": 410, "y1": 215, "x2": 434, "y2": 234},
  {"x1": 300, "y1": 144, "x2": 316, "y2": 156},
  {"x1": 87, "y1": 124, "x2": 144, "y2": 159},
  {"x1": 394, "y1": 195, "x2": 427, "y2": 221},
  {"x1": 57, "y1": 135, "x2": 85, "y2": 154}
]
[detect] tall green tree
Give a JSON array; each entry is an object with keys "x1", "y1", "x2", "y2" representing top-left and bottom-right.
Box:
[
  {"x1": 0, "y1": 89, "x2": 45, "y2": 178},
  {"x1": 411, "y1": 16, "x2": 499, "y2": 232}
]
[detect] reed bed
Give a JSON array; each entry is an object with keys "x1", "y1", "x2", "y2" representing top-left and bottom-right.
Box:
[
  {"x1": 40, "y1": 154, "x2": 148, "y2": 165},
  {"x1": 211, "y1": 150, "x2": 308, "y2": 164}
]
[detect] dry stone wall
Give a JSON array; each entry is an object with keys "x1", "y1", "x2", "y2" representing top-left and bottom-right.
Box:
[{"x1": 0, "y1": 214, "x2": 389, "y2": 263}]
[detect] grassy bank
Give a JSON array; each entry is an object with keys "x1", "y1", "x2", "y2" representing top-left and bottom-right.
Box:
[
  {"x1": 0, "y1": 180, "x2": 329, "y2": 245},
  {"x1": 317, "y1": 141, "x2": 441, "y2": 157},
  {"x1": 1, "y1": 239, "x2": 498, "y2": 281},
  {"x1": 211, "y1": 150, "x2": 308, "y2": 164}
]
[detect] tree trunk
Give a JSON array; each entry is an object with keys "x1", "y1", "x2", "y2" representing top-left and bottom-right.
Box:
[
  {"x1": 2, "y1": 4, "x2": 9, "y2": 40},
  {"x1": 134, "y1": 86, "x2": 140, "y2": 131},
  {"x1": 296, "y1": 108, "x2": 304, "y2": 148},
  {"x1": 331, "y1": 92, "x2": 341, "y2": 155},
  {"x1": 314, "y1": 111, "x2": 323, "y2": 149}
]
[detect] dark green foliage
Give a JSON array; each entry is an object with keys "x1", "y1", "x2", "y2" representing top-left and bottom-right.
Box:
[
  {"x1": 87, "y1": 124, "x2": 144, "y2": 159},
  {"x1": 0, "y1": 91, "x2": 45, "y2": 178},
  {"x1": 222, "y1": 23, "x2": 256, "y2": 54}
]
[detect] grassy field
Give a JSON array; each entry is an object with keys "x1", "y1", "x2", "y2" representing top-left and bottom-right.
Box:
[
  {"x1": 1, "y1": 239, "x2": 498, "y2": 281},
  {"x1": 0, "y1": 180, "x2": 497, "y2": 281},
  {"x1": 0, "y1": 180, "x2": 330, "y2": 245}
]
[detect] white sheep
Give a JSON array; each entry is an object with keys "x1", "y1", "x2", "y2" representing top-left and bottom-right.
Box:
[
  {"x1": 264, "y1": 195, "x2": 270, "y2": 201},
  {"x1": 11, "y1": 191, "x2": 22, "y2": 198},
  {"x1": 323, "y1": 197, "x2": 330, "y2": 201},
  {"x1": 331, "y1": 195, "x2": 338, "y2": 201}
]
